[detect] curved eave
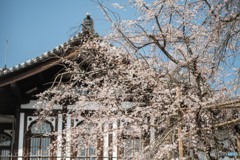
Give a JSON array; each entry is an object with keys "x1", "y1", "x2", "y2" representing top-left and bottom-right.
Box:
[
  {"x1": 0, "y1": 32, "x2": 98, "y2": 88},
  {"x1": 0, "y1": 49, "x2": 81, "y2": 88}
]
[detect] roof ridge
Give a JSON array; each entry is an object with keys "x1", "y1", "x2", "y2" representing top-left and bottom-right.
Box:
[{"x1": 0, "y1": 32, "x2": 99, "y2": 77}]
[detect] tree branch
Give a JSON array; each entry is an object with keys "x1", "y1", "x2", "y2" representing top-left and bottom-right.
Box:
[{"x1": 148, "y1": 34, "x2": 179, "y2": 64}]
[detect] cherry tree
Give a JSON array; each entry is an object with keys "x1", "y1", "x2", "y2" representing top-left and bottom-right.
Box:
[{"x1": 35, "y1": 0, "x2": 240, "y2": 159}]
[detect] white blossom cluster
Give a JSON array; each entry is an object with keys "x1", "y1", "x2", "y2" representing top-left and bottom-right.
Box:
[{"x1": 36, "y1": 0, "x2": 239, "y2": 159}]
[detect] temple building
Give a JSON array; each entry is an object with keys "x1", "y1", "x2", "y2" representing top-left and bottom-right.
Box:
[{"x1": 0, "y1": 15, "x2": 239, "y2": 160}]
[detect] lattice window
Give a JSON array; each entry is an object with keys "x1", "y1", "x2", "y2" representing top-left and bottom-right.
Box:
[
  {"x1": 27, "y1": 121, "x2": 53, "y2": 160},
  {"x1": 31, "y1": 122, "x2": 52, "y2": 134},
  {"x1": 122, "y1": 137, "x2": 142, "y2": 160},
  {"x1": 74, "y1": 122, "x2": 98, "y2": 160},
  {"x1": 120, "y1": 122, "x2": 144, "y2": 160}
]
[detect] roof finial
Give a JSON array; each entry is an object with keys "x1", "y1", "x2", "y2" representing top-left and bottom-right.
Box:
[
  {"x1": 82, "y1": 12, "x2": 94, "y2": 34},
  {"x1": 86, "y1": 12, "x2": 90, "y2": 16}
]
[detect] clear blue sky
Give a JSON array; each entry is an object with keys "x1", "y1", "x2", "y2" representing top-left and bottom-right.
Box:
[{"x1": 0, "y1": 0, "x2": 134, "y2": 68}]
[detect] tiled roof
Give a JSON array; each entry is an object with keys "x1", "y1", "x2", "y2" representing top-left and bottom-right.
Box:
[
  {"x1": 0, "y1": 13, "x2": 96, "y2": 77},
  {"x1": 0, "y1": 32, "x2": 97, "y2": 77}
]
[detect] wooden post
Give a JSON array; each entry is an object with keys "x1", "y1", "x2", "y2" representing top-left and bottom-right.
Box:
[
  {"x1": 178, "y1": 127, "x2": 183, "y2": 160},
  {"x1": 237, "y1": 137, "x2": 240, "y2": 158},
  {"x1": 176, "y1": 86, "x2": 183, "y2": 160}
]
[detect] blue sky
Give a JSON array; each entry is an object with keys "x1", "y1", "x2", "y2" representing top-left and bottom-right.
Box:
[{"x1": 0, "y1": 0, "x2": 134, "y2": 68}]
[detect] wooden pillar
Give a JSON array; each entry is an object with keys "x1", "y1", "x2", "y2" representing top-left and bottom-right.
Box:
[
  {"x1": 65, "y1": 114, "x2": 71, "y2": 160},
  {"x1": 112, "y1": 121, "x2": 118, "y2": 160},
  {"x1": 237, "y1": 137, "x2": 240, "y2": 158},
  {"x1": 176, "y1": 86, "x2": 183, "y2": 160},
  {"x1": 12, "y1": 106, "x2": 20, "y2": 160},
  {"x1": 17, "y1": 112, "x2": 25, "y2": 160},
  {"x1": 103, "y1": 122, "x2": 109, "y2": 160},
  {"x1": 57, "y1": 113, "x2": 63, "y2": 160},
  {"x1": 178, "y1": 127, "x2": 183, "y2": 160}
]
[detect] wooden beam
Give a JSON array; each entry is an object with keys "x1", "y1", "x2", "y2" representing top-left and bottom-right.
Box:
[
  {"x1": 37, "y1": 73, "x2": 45, "y2": 90},
  {"x1": 0, "y1": 50, "x2": 79, "y2": 88},
  {"x1": 214, "y1": 118, "x2": 240, "y2": 128},
  {"x1": 201, "y1": 118, "x2": 240, "y2": 130},
  {"x1": 204, "y1": 100, "x2": 240, "y2": 109}
]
